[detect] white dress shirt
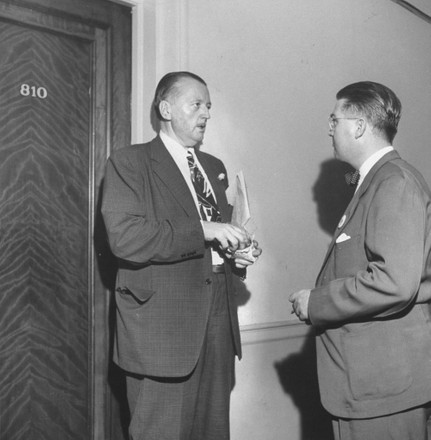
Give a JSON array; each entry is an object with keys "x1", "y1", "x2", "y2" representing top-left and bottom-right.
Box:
[
  {"x1": 356, "y1": 146, "x2": 394, "y2": 191},
  {"x1": 160, "y1": 131, "x2": 224, "y2": 264}
]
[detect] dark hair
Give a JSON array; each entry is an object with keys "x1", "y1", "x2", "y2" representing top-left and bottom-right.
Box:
[
  {"x1": 336, "y1": 81, "x2": 401, "y2": 143},
  {"x1": 153, "y1": 71, "x2": 207, "y2": 120}
]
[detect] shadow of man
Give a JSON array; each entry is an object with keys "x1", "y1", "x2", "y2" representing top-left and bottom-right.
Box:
[
  {"x1": 274, "y1": 158, "x2": 356, "y2": 440},
  {"x1": 275, "y1": 332, "x2": 333, "y2": 440},
  {"x1": 313, "y1": 159, "x2": 355, "y2": 236}
]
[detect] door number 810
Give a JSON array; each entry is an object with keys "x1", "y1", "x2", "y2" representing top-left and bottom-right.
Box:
[{"x1": 19, "y1": 84, "x2": 48, "y2": 99}]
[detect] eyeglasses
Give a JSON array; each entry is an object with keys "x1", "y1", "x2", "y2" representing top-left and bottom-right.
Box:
[{"x1": 328, "y1": 116, "x2": 361, "y2": 130}]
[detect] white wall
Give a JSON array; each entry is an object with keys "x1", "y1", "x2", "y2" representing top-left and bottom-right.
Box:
[
  {"x1": 126, "y1": 1, "x2": 431, "y2": 438},
  {"x1": 184, "y1": 0, "x2": 431, "y2": 323}
]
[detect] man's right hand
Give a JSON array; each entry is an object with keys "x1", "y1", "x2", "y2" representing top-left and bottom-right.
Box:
[{"x1": 202, "y1": 221, "x2": 250, "y2": 253}]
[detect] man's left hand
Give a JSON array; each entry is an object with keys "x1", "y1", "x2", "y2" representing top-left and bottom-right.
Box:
[
  {"x1": 233, "y1": 240, "x2": 262, "y2": 268},
  {"x1": 289, "y1": 289, "x2": 311, "y2": 322}
]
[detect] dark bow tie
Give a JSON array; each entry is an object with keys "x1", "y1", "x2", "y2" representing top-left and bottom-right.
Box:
[{"x1": 345, "y1": 170, "x2": 360, "y2": 187}]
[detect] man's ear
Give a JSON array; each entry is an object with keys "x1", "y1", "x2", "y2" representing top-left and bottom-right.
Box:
[
  {"x1": 159, "y1": 100, "x2": 172, "y2": 120},
  {"x1": 354, "y1": 118, "x2": 366, "y2": 139}
]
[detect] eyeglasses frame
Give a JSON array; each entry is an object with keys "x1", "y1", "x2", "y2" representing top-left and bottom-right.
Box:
[{"x1": 328, "y1": 116, "x2": 363, "y2": 131}]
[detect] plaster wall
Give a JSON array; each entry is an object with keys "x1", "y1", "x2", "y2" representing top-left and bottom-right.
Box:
[{"x1": 126, "y1": 1, "x2": 431, "y2": 438}]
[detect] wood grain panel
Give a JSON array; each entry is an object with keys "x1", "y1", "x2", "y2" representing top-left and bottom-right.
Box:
[{"x1": 0, "y1": 18, "x2": 91, "y2": 440}]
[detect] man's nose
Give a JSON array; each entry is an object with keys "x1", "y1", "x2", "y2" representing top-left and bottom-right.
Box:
[{"x1": 202, "y1": 107, "x2": 210, "y2": 119}]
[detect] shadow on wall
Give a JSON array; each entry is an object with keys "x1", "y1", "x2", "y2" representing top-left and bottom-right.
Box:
[
  {"x1": 233, "y1": 274, "x2": 252, "y2": 307},
  {"x1": 275, "y1": 331, "x2": 333, "y2": 440},
  {"x1": 273, "y1": 159, "x2": 356, "y2": 440},
  {"x1": 313, "y1": 159, "x2": 356, "y2": 236}
]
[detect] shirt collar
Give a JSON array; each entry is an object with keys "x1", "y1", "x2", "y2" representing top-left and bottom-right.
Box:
[
  {"x1": 160, "y1": 130, "x2": 188, "y2": 157},
  {"x1": 357, "y1": 146, "x2": 394, "y2": 188}
]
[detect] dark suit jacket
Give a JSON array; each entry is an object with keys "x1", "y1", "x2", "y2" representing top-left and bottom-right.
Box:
[
  {"x1": 101, "y1": 136, "x2": 241, "y2": 377},
  {"x1": 309, "y1": 150, "x2": 431, "y2": 418}
]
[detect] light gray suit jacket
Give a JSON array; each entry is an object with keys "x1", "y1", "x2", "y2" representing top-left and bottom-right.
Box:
[{"x1": 309, "y1": 150, "x2": 431, "y2": 418}]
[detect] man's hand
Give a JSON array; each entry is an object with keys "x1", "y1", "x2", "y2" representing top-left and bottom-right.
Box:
[
  {"x1": 233, "y1": 240, "x2": 262, "y2": 268},
  {"x1": 289, "y1": 289, "x2": 311, "y2": 322},
  {"x1": 202, "y1": 221, "x2": 250, "y2": 252}
]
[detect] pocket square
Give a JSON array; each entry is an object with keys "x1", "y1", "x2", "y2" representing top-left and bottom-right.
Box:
[{"x1": 336, "y1": 233, "x2": 351, "y2": 243}]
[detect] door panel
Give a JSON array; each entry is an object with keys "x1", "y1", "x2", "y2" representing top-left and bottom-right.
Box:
[
  {"x1": 0, "y1": 1, "x2": 131, "y2": 439},
  {"x1": 0, "y1": 18, "x2": 91, "y2": 440}
]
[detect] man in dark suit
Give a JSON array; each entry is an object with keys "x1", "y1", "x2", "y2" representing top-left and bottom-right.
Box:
[
  {"x1": 102, "y1": 71, "x2": 261, "y2": 440},
  {"x1": 290, "y1": 81, "x2": 431, "y2": 439}
]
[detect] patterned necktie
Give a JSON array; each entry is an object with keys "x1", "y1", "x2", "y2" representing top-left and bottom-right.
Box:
[
  {"x1": 345, "y1": 169, "x2": 360, "y2": 187},
  {"x1": 187, "y1": 151, "x2": 222, "y2": 222}
]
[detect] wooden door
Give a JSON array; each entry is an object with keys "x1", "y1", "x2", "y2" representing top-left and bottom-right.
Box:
[{"x1": 0, "y1": 1, "x2": 131, "y2": 439}]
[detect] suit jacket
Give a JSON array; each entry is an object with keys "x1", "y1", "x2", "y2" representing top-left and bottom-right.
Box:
[
  {"x1": 308, "y1": 150, "x2": 431, "y2": 419},
  {"x1": 101, "y1": 136, "x2": 241, "y2": 377}
]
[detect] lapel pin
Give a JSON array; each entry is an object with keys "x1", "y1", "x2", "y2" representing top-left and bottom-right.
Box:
[{"x1": 338, "y1": 214, "x2": 346, "y2": 229}]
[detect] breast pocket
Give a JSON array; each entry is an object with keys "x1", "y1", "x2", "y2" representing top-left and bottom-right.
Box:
[{"x1": 334, "y1": 234, "x2": 366, "y2": 278}]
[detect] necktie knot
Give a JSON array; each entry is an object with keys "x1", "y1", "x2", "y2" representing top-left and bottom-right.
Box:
[
  {"x1": 187, "y1": 151, "x2": 197, "y2": 181},
  {"x1": 345, "y1": 169, "x2": 360, "y2": 187}
]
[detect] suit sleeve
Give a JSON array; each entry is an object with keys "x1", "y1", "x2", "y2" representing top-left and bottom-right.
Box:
[
  {"x1": 309, "y1": 173, "x2": 426, "y2": 326},
  {"x1": 101, "y1": 150, "x2": 205, "y2": 264}
]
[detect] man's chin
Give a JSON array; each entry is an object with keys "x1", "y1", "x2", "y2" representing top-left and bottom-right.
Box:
[{"x1": 194, "y1": 135, "x2": 205, "y2": 144}]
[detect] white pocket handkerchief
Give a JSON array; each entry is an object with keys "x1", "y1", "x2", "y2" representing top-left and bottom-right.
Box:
[{"x1": 336, "y1": 233, "x2": 351, "y2": 243}]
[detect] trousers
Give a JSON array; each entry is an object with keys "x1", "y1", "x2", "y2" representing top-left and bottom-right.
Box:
[
  {"x1": 126, "y1": 272, "x2": 235, "y2": 440},
  {"x1": 332, "y1": 404, "x2": 431, "y2": 440}
]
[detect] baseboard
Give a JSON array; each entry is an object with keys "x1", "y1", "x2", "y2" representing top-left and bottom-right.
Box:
[{"x1": 240, "y1": 320, "x2": 313, "y2": 345}]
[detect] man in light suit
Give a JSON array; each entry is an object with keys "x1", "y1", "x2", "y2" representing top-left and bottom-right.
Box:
[
  {"x1": 290, "y1": 81, "x2": 431, "y2": 440},
  {"x1": 102, "y1": 71, "x2": 261, "y2": 440}
]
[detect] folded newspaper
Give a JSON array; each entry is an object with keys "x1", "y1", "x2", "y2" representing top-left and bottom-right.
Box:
[{"x1": 230, "y1": 171, "x2": 257, "y2": 262}]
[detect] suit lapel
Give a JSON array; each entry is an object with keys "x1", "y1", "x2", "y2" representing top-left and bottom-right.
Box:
[
  {"x1": 315, "y1": 150, "x2": 401, "y2": 285},
  {"x1": 150, "y1": 136, "x2": 200, "y2": 218}
]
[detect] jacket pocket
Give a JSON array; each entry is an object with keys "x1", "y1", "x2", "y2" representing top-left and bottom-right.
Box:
[
  {"x1": 342, "y1": 322, "x2": 412, "y2": 401},
  {"x1": 116, "y1": 266, "x2": 155, "y2": 304},
  {"x1": 116, "y1": 286, "x2": 155, "y2": 304}
]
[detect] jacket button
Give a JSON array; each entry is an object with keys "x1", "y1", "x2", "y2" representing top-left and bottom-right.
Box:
[{"x1": 205, "y1": 278, "x2": 212, "y2": 285}]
